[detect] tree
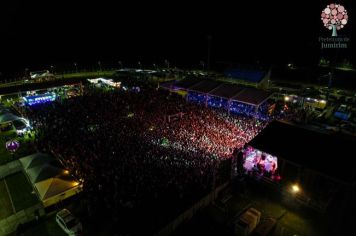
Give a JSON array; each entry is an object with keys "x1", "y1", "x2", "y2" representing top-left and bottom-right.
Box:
[{"x1": 321, "y1": 3, "x2": 348, "y2": 37}]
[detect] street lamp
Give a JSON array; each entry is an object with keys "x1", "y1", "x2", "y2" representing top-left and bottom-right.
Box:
[
  {"x1": 291, "y1": 184, "x2": 300, "y2": 193},
  {"x1": 98, "y1": 61, "x2": 102, "y2": 71},
  {"x1": 50, "y1": 65, "x2": 54, "y2": 74}
]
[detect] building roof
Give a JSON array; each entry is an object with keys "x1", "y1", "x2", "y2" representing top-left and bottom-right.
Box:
[
  {"x1": 249, "y1": 121, "x2": 356, "y2": 184},
  {"x1": 231, "y1": 88, "x2": 272, "y2": 106},
  {"x1": 208, "y1": 84, "x2": 244, "y2": 99}
]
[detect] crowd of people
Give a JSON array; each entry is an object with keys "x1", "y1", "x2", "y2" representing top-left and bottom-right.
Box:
[{"x1": 26, "y1": 86, "x2": 267, "y2": 234}]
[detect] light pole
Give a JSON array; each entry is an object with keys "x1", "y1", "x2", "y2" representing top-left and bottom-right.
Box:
[
  {"x1": 207, "y1": 35, "x2": 212, "y2": 73},
  {"x1": 74, "y1": 63, "x2": 78, "y2": 73},
  {"x1": 164, "y1": 59, "x2": 170, "y2": 69},
  {"x1": 50, "y1": 65, "x2": 54, "y2": 74},
  {"x1": 24, "y1": 68, "x2": 29, "y2": 80},
  {"x1": 327, "y1": 71, "x2": 333, "y2": 102},
  {"x1": 98, "y1": 61, "x2": 102, "y2": 71},
  {"x1": 200, "y1": 61, "x2": 205, "y2": 70},
  {"x1": 118, "y1": 61, "x2": 123, "y2": 69}
]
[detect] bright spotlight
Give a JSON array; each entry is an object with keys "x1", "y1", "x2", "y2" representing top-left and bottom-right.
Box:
[{"x1": 284, "y1": 96, "x2": 290, "y2": 102}]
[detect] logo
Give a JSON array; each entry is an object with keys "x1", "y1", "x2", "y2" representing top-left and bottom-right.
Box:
[
  {"x1": 321, "y1": 3, "x2": 348, "y2": 37},
  {"x1": 319, "y1": 3, "x2": 349, "y2": 49}
]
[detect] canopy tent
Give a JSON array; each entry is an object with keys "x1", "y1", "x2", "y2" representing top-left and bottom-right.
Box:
[
  {"x1": 188, "y1": 80, "x2": 222, "y2": 94},
  {"x1": 208, "y1": 84, "x2": 244, "y2": 99},
  {"x1": 162, "y1": 79, "x2": 273, "y2": 114},
  {"x1": 20, "y1": 153, "x2": 81, "y2": 207},
  {"x1": 0, "y1": 113, "x2": 21, "y2": 124},
  {"x1": 26, "y1": 163, "x2": 64, "y2": 184},
  {"x1": 20, "y1": 153, "x2": 54, "y2": 170},
  {"x1": 163, "y1": 80, "x2": 272, "y2": 105},
  {"x1": 231, "y1": 88, "x2": 272, "y2": 107},
  {"x1": 35, "y1": 177, "x2": 73, "y2": 200},
  {"x1": 34, "y1": 176, "x2": 79, "y2": 205},
  {"x1": 0, "y1": 107, "x2": 12, "y2": 114}
]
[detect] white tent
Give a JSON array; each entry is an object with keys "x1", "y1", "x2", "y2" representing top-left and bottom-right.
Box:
[
  {"x1": 0, "y1": 113, "x2": 21, "y2": 124},
  {"x1": 0, "y1": 107, "x2": 12, "y2": 114},
  {"x1": 20, "y1": 153, "x2": 53, "y2": 170},
  {"x1": 34, "y1": 176, "x2": 80, "y2": 207},
  {"x1": 27, "y1": 164, "x2": 64, "y2": 184},
  {"x1": 20, "y1": 153, "x2": 81, "y2": 207}
]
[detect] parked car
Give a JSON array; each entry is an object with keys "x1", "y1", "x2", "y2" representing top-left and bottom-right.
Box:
[
  {"x1": 234, "y1": 208, "x2": 261, "y2": 236},
  {"x1": 253, "y1": 217, "x2": 277, "y2": 236},
  {"x1": 56, "y1": 209, "x2": 82, "y2": 235}
]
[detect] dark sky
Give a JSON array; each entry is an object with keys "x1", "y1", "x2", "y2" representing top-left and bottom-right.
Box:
[{"x1": 0, "y1": 1, "x2": 354, "y2": 74}]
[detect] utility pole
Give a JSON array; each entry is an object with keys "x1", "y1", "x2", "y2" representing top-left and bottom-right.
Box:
[
  {"x1": 98, "y1": 61, "x2": 102, "y2": 71},
  {"x1": 207, "y1": 35, "x2": 212, "y2": 73},
  {"x1": 326, "y1": 48, "x2": 339, "y2": 102}
]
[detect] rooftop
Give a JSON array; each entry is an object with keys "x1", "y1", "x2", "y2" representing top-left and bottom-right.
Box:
[{"x1": 249, "y1": 121, "x2": 356, "y2": 184}]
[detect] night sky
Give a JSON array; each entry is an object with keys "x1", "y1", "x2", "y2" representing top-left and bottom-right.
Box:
[{"x1": 0, "y1": 1, "x2": 354, "y2": 74}]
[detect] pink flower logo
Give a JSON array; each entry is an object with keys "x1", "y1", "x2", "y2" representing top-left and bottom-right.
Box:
[{"x1": 321, "y1": 3, "x2": 348, "y2": 36}]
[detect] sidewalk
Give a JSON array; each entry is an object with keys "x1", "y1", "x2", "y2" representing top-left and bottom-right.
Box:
[
  {"x1": 0, "y1": 160, "x2": 46, "y2": 236},
  {"x1": 0, "y1": 203, "x2": 45, "y2": 236},
  {"x1": 0, "y1": 160, "x2": 22, "y2": 179}
]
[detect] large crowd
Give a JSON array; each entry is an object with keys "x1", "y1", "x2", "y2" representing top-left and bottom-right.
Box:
[{"x1": 26, "y1": 86, "x2": 267, "y2": 234}]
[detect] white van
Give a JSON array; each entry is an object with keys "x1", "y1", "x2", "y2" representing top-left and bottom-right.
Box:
[{"x1": 56, "y1": 209, "x2": 82, "y2": 235}]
